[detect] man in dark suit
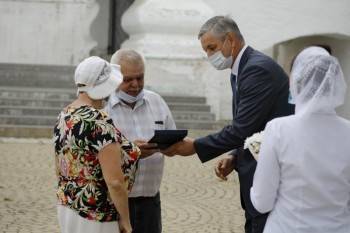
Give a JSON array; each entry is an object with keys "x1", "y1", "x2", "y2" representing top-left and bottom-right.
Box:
[{"x1": 162, "y1": 16, "x2": 294, "y2": 233}]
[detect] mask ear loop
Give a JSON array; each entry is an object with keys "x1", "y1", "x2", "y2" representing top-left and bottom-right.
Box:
[
  {"x1": 221, "y1": 35, "x2": 233, "y2": 58},
  {"x1": 231, "y1": 40, "x2": 236, "y2": 57},
  {"x1": 227, "y1": 34, "x2": 237, "y2": 61},
  {"x1": 221, "y1": 36, "x2": 229, "y2": 56},
  {"x1": 222, "y1": 34, "x2": 235, "y2": 60}
]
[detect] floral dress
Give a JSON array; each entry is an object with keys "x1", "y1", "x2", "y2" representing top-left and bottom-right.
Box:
[{"x1": 53, "y1": 105, "x2": 140, "y2": 222}]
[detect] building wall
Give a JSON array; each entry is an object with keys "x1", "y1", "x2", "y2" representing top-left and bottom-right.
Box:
[
  {"x1": 90, "y1": 0, "x2": 136, "y2": 56},
  {"x1": 275, "y1": 36, "x2": 350, "y2": 117},
  {"x1": 0, "y1": 0, "x2": 349, "y2": 119},
  {"x1": 202, "y1": 0, "x2": 350, "y2": 119},
  {"x1": 90, "y1": 0, "x2": 110, "y2": 56},
  {"x1": 204, "y1": 0, "x2": 350, "y2": 51},
  {"x1": 0, "y1": 0, "x2": 99, "y2": 65}
]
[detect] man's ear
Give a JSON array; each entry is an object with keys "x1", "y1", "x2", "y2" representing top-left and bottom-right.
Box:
[
  {"x1": 226, "y1": 32, "x2": 236, "y2": 44},
  {"x1": 226, "y1": 32, "x2": 237, "y2": 55}
]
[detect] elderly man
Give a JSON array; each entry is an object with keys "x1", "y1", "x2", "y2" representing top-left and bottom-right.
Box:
[
  {"x1": 162, "y1": 16, "x2": 294, "y2": 233},
  {"x1": 105, "y1": 49, "x2": 176, "y2": 233}
]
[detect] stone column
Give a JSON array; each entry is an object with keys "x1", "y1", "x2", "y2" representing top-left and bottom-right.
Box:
[{"x1": 120, "y1": 0, "x2": 214, "y2": 97}]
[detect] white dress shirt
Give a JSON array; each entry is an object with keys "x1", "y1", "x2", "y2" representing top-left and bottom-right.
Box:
[
  {"x1": 105, "y1": 89, "x2": 176, "y2": 197},
  {"x1": 250, "y1": 112, "x2": 350, "y2": 233},
  {"x1": 231, "y1": 44, "x2": 248, "y2": 76}
]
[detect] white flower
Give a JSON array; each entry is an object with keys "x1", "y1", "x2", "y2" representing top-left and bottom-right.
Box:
[{"x1": 244, "y1": 131, "x2": 264, "y2": 161}]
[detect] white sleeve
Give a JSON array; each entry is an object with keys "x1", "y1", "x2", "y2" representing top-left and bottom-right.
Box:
[
  {"x1": 250, "y1": 121, "x2": 281, "y2": 213},
  {"x1": 160, "y1": 97, "x2": 176, "y2": 130}
]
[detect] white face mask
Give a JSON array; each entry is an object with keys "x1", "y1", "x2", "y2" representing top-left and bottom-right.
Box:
[
  {"x1": 208, "y1": 39, "x2": 233, "y2": 70},
  {"x1": 208, "y1": 51, "x2": 233, "y2": 70},
  {"x1": 117, "y1": 90, "x2": 144, "y2": 103}
]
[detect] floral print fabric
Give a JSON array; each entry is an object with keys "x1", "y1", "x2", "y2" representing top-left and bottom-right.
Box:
[{"x1": 53, "y1": 105, "x2": 140, "y2": 222}]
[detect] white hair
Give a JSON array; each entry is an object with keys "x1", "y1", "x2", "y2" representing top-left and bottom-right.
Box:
[
  {"x1": 198, "y1": 16, "x2": 244, "y2": 42},
  {"x1": 110, "y1": 49, "x2": 145, "y2": 70}
]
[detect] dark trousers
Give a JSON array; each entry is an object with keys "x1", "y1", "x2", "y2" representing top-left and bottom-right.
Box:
[
  {"x1": 244, "y1": 211, "x2": 268, "y2": 233},
  {"x1": 128, "y1": 192, "x2": 162, "y2": 233},
  {"x1": 240, "y1": 186, "x2": 268, "y2": 233},
  {"x1": 236, "y1": 153, "x2": 268, "y2": 233}
]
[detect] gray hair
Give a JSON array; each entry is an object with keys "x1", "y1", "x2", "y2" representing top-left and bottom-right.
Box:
[
  {"x1": 198, "y1": 16, "x2": 244, "y2": 42},
  {"x1": 110, "y1": 49, "x2": 145, "y2": 70}
]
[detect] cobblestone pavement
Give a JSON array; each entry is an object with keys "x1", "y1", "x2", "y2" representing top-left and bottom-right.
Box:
[{"x1": 0, "y1": 138, "x2": 245, "y2": 233}]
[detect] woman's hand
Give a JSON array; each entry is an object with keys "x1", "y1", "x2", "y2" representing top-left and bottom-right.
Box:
[
  {"x1": 98, "y1": 143, "x2": 132, "y2": 233},
  {"x1": 118, "y1": 218, "x2": 132, "y2": 233},
  {"x1": 134, "y1": 140, "x2": 159, "y2": 158}
]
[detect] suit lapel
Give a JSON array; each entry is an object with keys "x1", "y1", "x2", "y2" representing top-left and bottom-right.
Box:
[
  {"x1": 233, "y1": 46, "x2": 254, "y2": 116},
  {"x1": 238, "y1": 46, "x2": 253, "y2": 76}
]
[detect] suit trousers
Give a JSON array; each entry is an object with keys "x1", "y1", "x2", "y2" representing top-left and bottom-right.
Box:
[
  {"x1": 129, "y1": 192, "x2": 162, "y2": 233},
  {"x1": 244, "y1": 211, "x2": 268, "y2": 233}
]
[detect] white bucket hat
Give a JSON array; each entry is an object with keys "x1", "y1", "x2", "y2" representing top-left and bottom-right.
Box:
[{"x1": 74, "y1": 56, "x2": 122, "y2": 100}]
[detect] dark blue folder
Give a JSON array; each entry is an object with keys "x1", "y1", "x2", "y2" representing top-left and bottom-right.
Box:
[{"x1": 148, "y1": 130, "x2": 188, "y2": 149}]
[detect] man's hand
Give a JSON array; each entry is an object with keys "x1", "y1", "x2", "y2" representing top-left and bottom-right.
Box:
[
  {"x1": 214, "y1": 155, "x2": 236, "y2": 181},
  {"x1": 161, "y1": 137, "x2": 196, "y2": 157},
  {"x1": 134, "y1": 140, "x2": 159, "y2": 158}
]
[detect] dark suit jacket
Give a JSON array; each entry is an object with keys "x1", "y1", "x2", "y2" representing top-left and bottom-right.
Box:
[{"x1": 194, "y1": 46, "x2": 294, "y2": 217}]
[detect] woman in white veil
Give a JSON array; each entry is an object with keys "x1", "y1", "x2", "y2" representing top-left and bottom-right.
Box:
[
  {"x1": 250, "y1": 46, "x2": 350, "y2": 233},
  {"x1": 289, "y1": 46, "x2": 347, "y2": 115}
]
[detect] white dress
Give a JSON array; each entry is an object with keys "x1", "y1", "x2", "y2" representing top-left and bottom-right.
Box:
[
  {"x1": 57, "y1": 205, "x2": 120, "y2": 233},
  {"x1": 250, "y1": 112, "x2": 350, "y2": 233}
]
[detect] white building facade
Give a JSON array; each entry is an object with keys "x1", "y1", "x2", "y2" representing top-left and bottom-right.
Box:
[{"x1": 1, "y1": 0, "x2": 349, "y2": 120}]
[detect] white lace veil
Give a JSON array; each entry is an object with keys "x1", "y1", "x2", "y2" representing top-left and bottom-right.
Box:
[{"x1": 290, "y1": 46, "x2": 347, "y2": 115}]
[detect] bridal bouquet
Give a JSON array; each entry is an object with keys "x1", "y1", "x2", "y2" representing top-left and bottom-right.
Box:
[{"x1": 244, "y1": 131, "x2": 264, "y2": 160}]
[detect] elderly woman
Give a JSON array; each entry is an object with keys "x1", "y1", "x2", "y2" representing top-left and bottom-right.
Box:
[
  {"x1": 53, "y1": 56, "x2": 140, "y2": 233},
  {"x1": 250, "y1": 46, "x2": 350, "y2": 232}
]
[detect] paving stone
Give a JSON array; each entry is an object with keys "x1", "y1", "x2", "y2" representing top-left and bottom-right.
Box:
[{"x1": 0, "y1": 138, "x2": 245, "y2": 233}]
